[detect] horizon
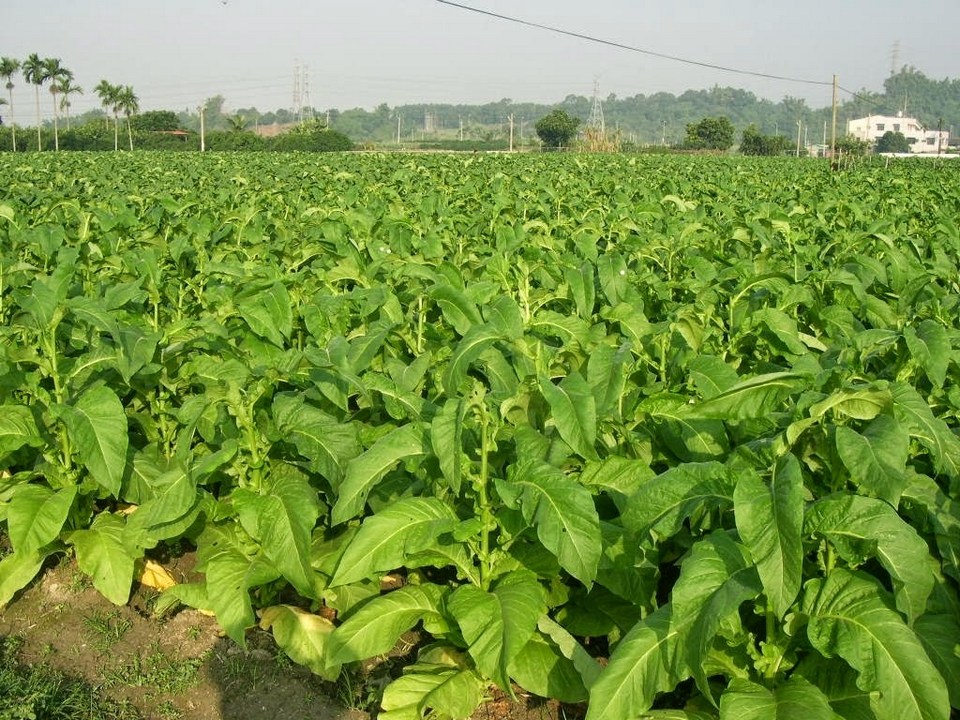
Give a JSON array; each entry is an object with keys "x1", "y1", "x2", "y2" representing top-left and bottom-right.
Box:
[{"x1": 3, "y1": 1, "x2": 959, "y2": 122}]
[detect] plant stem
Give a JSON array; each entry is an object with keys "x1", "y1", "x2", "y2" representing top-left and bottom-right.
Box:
[{"x1": 477, "y1": 398, "x2": 493, "y2": 591}]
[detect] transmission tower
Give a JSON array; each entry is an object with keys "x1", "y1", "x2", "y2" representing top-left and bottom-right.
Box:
[
  {"x1": 586, "y1": 79, "x2": 605, "y2": 135},
  {"x1": 301, "y1": 65, "x2": 312, "y2": 122},
  {"x1": 890, "y1": 40, "x2": 900, "y2": 76},
  {"x1": 293, "y1": 60, "x2": 302, "y2": 120}
]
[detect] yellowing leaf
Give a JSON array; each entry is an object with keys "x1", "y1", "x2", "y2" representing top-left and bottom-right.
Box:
[{"x1": 139, "y1": 559, "x2": 177, "y2": 591}]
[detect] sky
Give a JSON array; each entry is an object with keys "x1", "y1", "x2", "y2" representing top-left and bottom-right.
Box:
[{"x1": 2, "y1": 0, "x2": 959, "y2": 121}]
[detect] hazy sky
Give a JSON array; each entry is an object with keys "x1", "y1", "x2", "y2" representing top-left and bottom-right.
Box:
[{"x1": 3, "y1": 0, "x2": 959, "y2": 120}]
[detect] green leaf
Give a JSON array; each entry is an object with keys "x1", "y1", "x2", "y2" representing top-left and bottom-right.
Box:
[
  {"x1": 734, "y1": 456, "x2": 803, "y2": 618},
  {"x1": 330, "y1": 497, "x2": 460, "y2": 586},
  {"x1": 585, "y1": 605, "x2": 688, "y2": 720},
  {"x1": 503, "y1": 459, "x2": 601, "y2": 586},
  {"x1": 67, "y1": 513, "x2": 138, "y2": 606},
  {"x1": 8, "y1": 485, "x2": 77, "y2": 554},
  {"x1": 327, "y1": 583, "x2": 446, "y2": 665},
  {"x1": 688, "y1": 355, "x2": 739, "y2": 400},
  {"x1": 691, "y1": 372, "x2": 802, "y2": 420},
  {"x1": 59, "y1": 384, "x2": 129, "y2": 497},
  {"x1": 259, "y1": 605, "x2": 340, "y2": 681},
  {"x1": 430, "y1": 397, "x2": 467, "y2": 495},
  {"x1": 195, "y1": 524, "x2": 281, "y2": 646},
  {"x1": 258, "y1": 465, "x2": 321, "y2": 598},
  {"x1": 671, "y1": 532, "x2": 761, "y2": 701},
  {"x1": 429, "y1": 283, "x2": 482, "y2": 336},
  {"x1": 805, "y1": 495, "x2": 935, "y2": 623},
  {"x1": 235, "y1": 280, "x2": 292, "y2": 346},
  {"x1": 835, "y1": 415, "x2": 909, "y2": 504},
  {"x1": 509, "y1": 632, "x2": 589, "y2": 703},
  {"x1": 794, "y1": 656, "x2": 874, "y2": 720},
  {"x1": 0, "y1": 549, "x2": 48, "y2": 609},
  {"x1": 442, "y1": 323, "x2": 503, "y2": 395},
  {"x1": 331, "y1": 423, "x2": 428, "y2": 524},
  {"x1": 380, "y1": 655, "x2": 484, "y2": 720},
  {"x1": 447, "y1": 570, "x2": 545, "y2": 693},
  {"x1": 892, "y1": 382, "x2": 960, "y2": 480},
  {"x1": 803, "y1": 569, "x2": 949, "y2": 720},
  {"x1": 538, "y1": 372, "x2": 598, "y2": 460},
  {"x1": 914, "y1": 611, "x2": 960, "y2": 708},
  {"x1": 0, "y1": 405, "x2": 42, "y2": 458},
  {"x1": 537, "y1": 615, "x2": 602, "y2": 690},
  {"x1": 809, "y1": 386, "x2": 892, "y2": 421},
  {"x1": 719, "y1": 676, "x2": 837, "y2": 720},
  {"x1": 272, "y1": 393, "x2": 360, "y2": 486},
  {"x1": 904, "y1": 320, "x2": 950, "y2": 388},
  {"x1": 623, "y1": 462, "x2": 736, "y2": 538},
  {"x1": 134, "y1": 466, "x2": 198, "y2": 530}
]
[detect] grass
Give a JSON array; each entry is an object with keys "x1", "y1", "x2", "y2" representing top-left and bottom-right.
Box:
[
  {"x1": 0, "y1": 634, "x2": 140, "y2": 720},
  {"x1": 81, "y1": 609, "x2": 133, "y2": 653},
  {"x1": 100, "y1": 641, "x2": 208, "y2": 696}
]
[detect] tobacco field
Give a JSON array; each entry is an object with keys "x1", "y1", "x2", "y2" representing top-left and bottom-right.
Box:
[{"x1": 1, "y1": 152, "x2": 959, "y2": 720}]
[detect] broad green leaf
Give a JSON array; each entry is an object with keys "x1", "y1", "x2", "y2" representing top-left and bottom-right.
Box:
[
  {"x1": 331, "y1": 422, "x2": 428, "y2": 524},
  {"x1": 430, "y1": 397, "x2": 467, "y2": 495},
  {"x1": 691, "y1": 372, "x2": 802, "y2": 420},
  {"x1": 235, "y1": 280, "x2": 292, "y2": 346},
  {"x1": 537, "y1": 615, "x2": 602, "y2": 690},
  {"x1": 585, "y1": 605, "x2": 688, "y2": 720},
  {"x1": 429, "y1": 283, "x2": 482, "y2": 336},
  {"x1": 195, "y1": 524, "x2": 281, "y2": 646},
  {"x1": 835, "y1": 415, "x2": 909, "y2": 504},
  {"x1": 688, "y1": 355, "x2": 739, "y2": 400},
  {"x1": 68, "y1": 513, "x2": 138, "y2": 606},
  {"x1": 447, "y1": 570, "x2": 545, "y2": 693},
  {"x1": 565, "y1": 261, "x2": 596, "y2": 321},
  {"x1": 59, "y1": 384, "x2": 129, "y2": 497},
  {"x1": 502, "y1": 459, "x2": 601, "y2": 586},
  {"x1": 347, "y1": 319, "x2": 393, "y2": 374},
  {"x1": 442, "y1": 323, "x2": 503, "y2": 395},
  {"x1": 809, "y1": 386, "x2": 892, "y2": 422},
  {"x1": 719, "y1": 676, "x2": 837, "y2": 720},
  {"x1": 483, "y1": 295, "x2": 524, "y2": 341},
  {"x1": 529, "y1": 309, "x2": 594, "y2": 348},
  {"x1": 509, "y1": 632, "x2": 589, "y2": 703},
  {"x1": 734, "y1": 456, "x2": 803, "y2": 618},
  {"x1": 623, "y1": 462, "x2": 736, "y2": 538},
  {"x1": 114, "y1": 326, "x2": 161, "y2": 384},
  {"x1": 258, "y1": 464, "x2": 321, "y2": 598},
  {"x1": 134, "y1": 467, "x2": 198, "y2": 530},
  {"x1": 259, "y1": 605, "x2": 340, "y2": 680},
  {"x1": 538, "y1": 372, "x2": 599, "y2": 461},
  {"x1": 586, "y1": 342, "x2": 630, "y2": 418},
  {"x1": 8, "y1": 485, "x2": 77, "y2": 554},
  {"x1": 642, "y1": 394, "x2": 730, "y2": 462},
  {"x1": 380, "y1": 657, "x2": 484, "y2": 720},
  {"x1": 327, "y1": 583, "x2": 446, "y2": 665},
  {"x1": 0, "y1": 405, "x2": 42, "y2": 458},
  {"x1": 671, "y1": 532, "x2": 761, "y2": 701},
  {"x1": 892, "y1": 382, "x2": 960, "y2": 481},
  {"x1": 904, "y1": 320, "x2": 950, "y2": 388},
  {"x1": 914, "y1": 611, "x2": 960, "y2": 708},
  {"x1": 803, "y1": 569, "x2": 949, "y2": 720},
  {"x1": 805, "y1": 495, "x2": 935, "y2": 623},
  {"x1": 272, "y1": 393, "x2": 360, "y2": 486},
  {"x1": 330, "y1": 497, "x2": 461, "y2": 586},
  {"x1": 579, "y1": 456, "x2": 654, "y2": 501},
  {"x1": 752, "y1": 308, "x2": 808, "y2": 356},
  {"x1": 0, "y1": 549, "x2": 47, "y2": 609},
  {"x1": 794, "y1": 656, "x2": 874, "y2": 720}
]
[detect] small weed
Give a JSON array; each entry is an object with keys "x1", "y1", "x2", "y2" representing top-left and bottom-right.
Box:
[
  {"x1": 218, "y1": 653, "x2": 268, "y2": 692},
  {"x1": 186, "y1": 625, "x2": 202, "y2": 641},
  {"x1": 82, "y1": 609, "x2": 132, "y2": 652},
  {"x1": 101, "y1": 642, "x2": 205, "y2": 696},
  {"x1": 68, "y1": 569, "x2": 93, "y2": 594}
]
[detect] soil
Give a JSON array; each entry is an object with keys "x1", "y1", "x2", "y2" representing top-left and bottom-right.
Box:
[{"x1": 0, "y1": 552, "x2": 585, "y2": 720}]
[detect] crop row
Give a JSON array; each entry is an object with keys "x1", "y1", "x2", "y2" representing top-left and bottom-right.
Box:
[{"x1": 1, "y1": 152, "x2": 959, "y2": 719}]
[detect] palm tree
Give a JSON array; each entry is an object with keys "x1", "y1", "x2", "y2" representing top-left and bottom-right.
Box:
[
  {"x1": 42, "y1": 58, "x2": 70, "y2": 151},
  {"x1": 227, "y1": 113, "x2": 248, "y2": 132},
  {"x1": 95, "y1": 80, "x2": 120, "y2": 151},
  {"x1": 21, "y1": 53, "x2": 47, "y2": 151},
  {"x1": 0, "y1": 57, "x2": 20, "y2": 151},
  {"x1": 56, "y1": 76, "x2": 83, "y2": 130},
  {"x1": 117, "y1": 85, "x2": 139, "y2": 151}
]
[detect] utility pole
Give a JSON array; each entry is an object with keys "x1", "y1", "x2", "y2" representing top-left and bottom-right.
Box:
[
  {"x1": 396, "y1": 113, "x2": 401, "y2": 145},
  {"x1": 796, "y1": 120, "x2": 802, "y2": 157},
  {"x1": 199, "y1": 105, "x2": 206, "y2": 152},
  {"x1": 831, "y1": 74, "x2": 839, "y2": 159},
  {"x1": 509, "y1": 113, "x2": 514, "y2": 152},
  {"x1": 459, "y1": 115, "x2": 463, "y2": 141},
  {"x1": 938, "y1": 117, "x2": 944, "y2": 156}
]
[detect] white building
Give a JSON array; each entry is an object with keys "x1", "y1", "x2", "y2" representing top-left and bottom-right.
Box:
[{"x1": 847, "y1": 113, "x2": 949, "y2": 153}]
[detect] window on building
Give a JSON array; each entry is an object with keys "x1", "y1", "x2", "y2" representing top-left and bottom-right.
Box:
[
  {"x1": 927, "y1": 137, "x2": 936, "y2": 145},
  {"x1": 893, "y1": 124, "x2": 901, "y2": 132},
  {"x1": 876, "y1": 123, "x2": 885, "y2": 131}
]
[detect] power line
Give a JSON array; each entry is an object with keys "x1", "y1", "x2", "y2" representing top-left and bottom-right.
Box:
[{"x1": 434, "y1": 0, "x2": 833, "y2": 88}]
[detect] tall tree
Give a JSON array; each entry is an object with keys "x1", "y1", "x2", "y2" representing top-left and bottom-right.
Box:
[
  {"x1": 95, "y1": 80, "x2": 121, "y2": 151},
  {"x1": 0, "y1": 57, "x2": 20, "y2": 151},
  {"x1": 117, "y1": 85, "x2": 139, "y2": 151},
  {"x1": 56, "y1": 76, "x2": 83, "y2": 130},
  {"x1": 21, "y1": 53, "x2": 47, "y2": 151},
  {"x1": 535, "y1": 109, "x2": 581, "y2": 149},
  {"x1": 42, "y1": 58, "x2": 70, "y2": 150}
]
